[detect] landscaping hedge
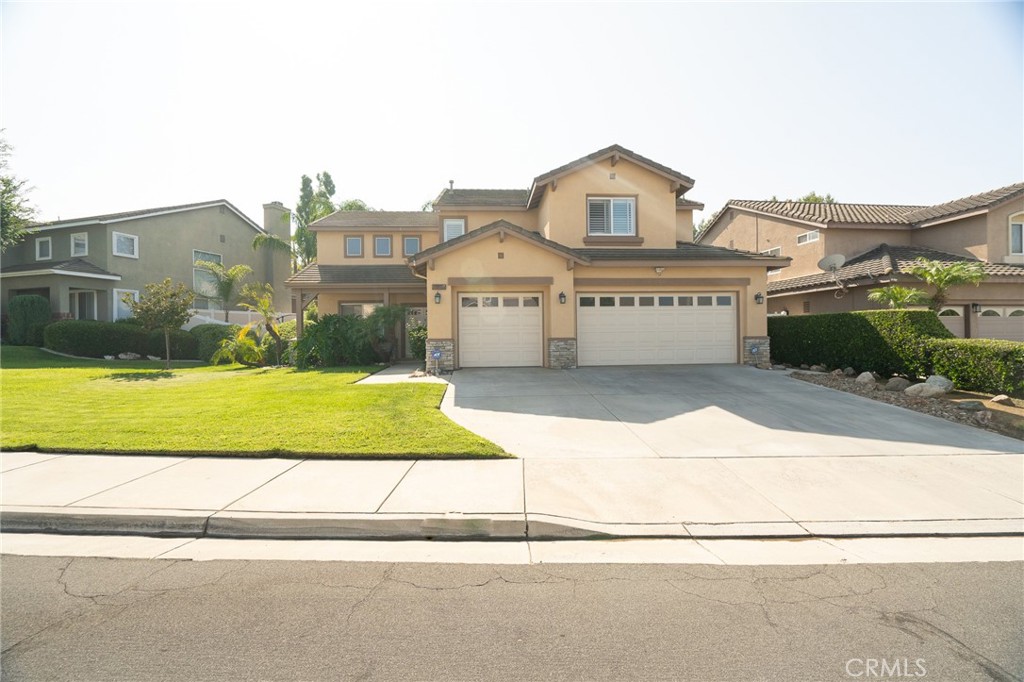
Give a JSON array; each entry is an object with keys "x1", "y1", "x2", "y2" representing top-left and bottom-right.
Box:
[
  {"x1": 44, "y1": 320, "x2": 148, "y2": 357},
  {"x1": 6, "y1": 295, "x2": 52, "y2": 346},
  {"x1": 147, "y1": 329, "x2": 199, "y2": 360},
  {"x1": 189, "y1": 323, "x2": 241, "y2": 363},
  {"x1": 926, "y1": 338, "x2": 1024, "y2": 397}
]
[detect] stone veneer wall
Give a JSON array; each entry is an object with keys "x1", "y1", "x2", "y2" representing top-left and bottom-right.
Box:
[
  {"x1": 742, "y1": 336, "x2": 770, "y2": 367},
  {"x1": 425, "y1": 338, "x2": 455, "y2": 373},
  {"x1": 547, "y1": 338, "x2": 577, "y2": 369}
]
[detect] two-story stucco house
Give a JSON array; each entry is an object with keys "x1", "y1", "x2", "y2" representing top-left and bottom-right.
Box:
[
  {"x1": 286, "y1": 145, "x2": 788, "y2": 370},
  {"x1": 1, "y1": 200, "x2": 292, "y2": 323},
  {"x1": 696, "y1": 184, "x2": 1024, "y2": 341}
]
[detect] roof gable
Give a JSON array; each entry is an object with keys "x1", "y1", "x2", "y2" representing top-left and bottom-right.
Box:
[
  {"x1": 409, "y1": 219, "x2": 587, "y2": 269},
  {"x1": 310, "y1": 210, "x2": 436, "y2": 230},
  {"x1": 28, "y1": 200, "x2": 265, "y2": 234}
]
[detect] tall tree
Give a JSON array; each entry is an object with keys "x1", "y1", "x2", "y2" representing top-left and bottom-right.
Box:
[
  {"x1": 796, "y1": 191, "x2": 836, "y2": 203},
  {"x1": 866, "y1": 285, "x2": 929, "y2": 309},
  {"x1": 293, "y1": 172, "x2": 338, "y2": 267},
  {"x1": 909, "y1": 258, "x2": 986, "y2": 312},
  {"x1": 124, "y1": 279, "x2": 196, "y2": 369},
  {"x1": 193, "y1": 260, "x2": 253, "y2": 321},
  {"x1": 1, "y1": 133, "x2": 36, "y2": 253}
]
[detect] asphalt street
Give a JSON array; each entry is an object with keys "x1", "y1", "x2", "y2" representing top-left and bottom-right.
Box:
[{"x1": 2, "y1": 555, "x2": 1021, "y2": 681}]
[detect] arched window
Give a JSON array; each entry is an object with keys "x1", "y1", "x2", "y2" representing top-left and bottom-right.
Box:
[
  {"x1": 1008, "y1": 309, "x2": 1024, "y2": 317},
  {"x1": 938, "y1": 308, "x2": 961, "y2": 317},
  {"x1": 980, "y1": 309, "x2": 1001, "y2": 317}
]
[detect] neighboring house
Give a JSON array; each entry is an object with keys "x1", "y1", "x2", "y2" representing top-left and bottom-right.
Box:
[
  {"x1": 1, "y1": 200, "x2": 292, "y2": 323},
  {"x1": 696, "y1": 184, "x2": 1024, "y2": 341},
  {"x1": 286, "y1": 144, "x2": 787, "y2": 369}
]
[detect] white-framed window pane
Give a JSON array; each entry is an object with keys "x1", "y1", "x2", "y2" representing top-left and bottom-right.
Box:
[
  {"x1": 403, "y1": 236, "x2": 421, "y2": 256},
  {"x1": 374, "y1": 236, "x2": 392, "y2": 257},
  {"x1": 113, "y1": 232, "x2": 138, "y2": 257},
  {"x1": 193, "y1": 249, "x2": 222, "y2": 266},
  {"x1": 71, "y1": 233, "x2": 88, "y2": 257},
  {"x1": 579, "y1": 296, "x2": 596, "y2": 307},
  {"x1": 797, "y1": 230, "x2": 819, "y2": 245},
  {"x1": 1011, "y1": 223, "x2": 1023, "y2": 254},
  {"x1": 610, "y1": 199, "x2": 634, "y2": 235},
  {"x1": 193, "y1": 269, "x2": 219, "y2": 298},
  {"x1": 588, "y1": 200, "x2": 609, "y2": 234},
  {"x1": 345, "y1": 237, "x2": 363, "y2": 257},
  {"x1": 113, "y1": 289, "x2": 139, "y2": 320},
  {"x1": 443, "y1": 219, "x2": 465, "y2": 242},
  {"x1": 35, "y1": 237, "x2": 51, "y2": 260}
]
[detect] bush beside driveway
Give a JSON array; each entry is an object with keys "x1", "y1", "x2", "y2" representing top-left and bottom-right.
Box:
[{"x1": 0, "y1": 348, "x2": 505, "y2": 458}]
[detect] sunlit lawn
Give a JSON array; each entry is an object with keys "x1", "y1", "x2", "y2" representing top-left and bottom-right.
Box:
[{"x1": 0, "y1": 347, "x2": 506, "y2": 458}]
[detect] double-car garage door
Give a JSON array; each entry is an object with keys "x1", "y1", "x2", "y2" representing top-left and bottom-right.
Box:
[{"x1": 457, "y1": 291, "x2": 738, "y2": 367}]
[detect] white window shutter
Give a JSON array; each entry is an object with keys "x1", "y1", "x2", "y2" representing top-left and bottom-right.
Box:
[
  {"x1": 588, "y1": 200, "x2": 609, "y2": 234},
  {"x1": 611, "y1": 199, "x2": 634, "y2": 235}
]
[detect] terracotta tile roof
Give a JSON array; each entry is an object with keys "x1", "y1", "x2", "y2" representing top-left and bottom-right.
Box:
[
  {"x1": 728, "y1": 200, "x2": 923, "y2": 226},
  {"x1": 0, "y1": 258, "x2": 120, "y2": 278},
  {"x1": 310, "y1": 211, "x2": 436, "y2": 229},
  {"x1": 29, "y1": 200, "x2": 264, "y2": 233},
  {"x1": 285, "y1": 264, "x2": 422, "y2": 286},
  {"x1": 903, "y1": 182, "x2": 1024, "y2": 223},
  {"x1": 433, "y1": 189, "x2": 530, "y2": 208},
  {"x1": 578, "y1": 243, "x2": 784, "y2": 263},
  {"x1": 767, "y1": 244, "x2": 1024, "y2": 294},
  {"x1": 676, "y1": 198, "x2": 705, "y2": 210}
]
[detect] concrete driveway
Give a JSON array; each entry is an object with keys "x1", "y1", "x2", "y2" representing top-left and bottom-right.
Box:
[{"x1": 441, "y1": 365, "x2": 1024, "y2": 458}]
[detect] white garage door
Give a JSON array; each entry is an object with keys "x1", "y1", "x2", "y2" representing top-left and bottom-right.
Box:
[
  {"x1": 577, "y1": 293, "x2": 737, "y2": 366},
  {"x1": 975, "y1": 307, "x2": 1024, "y2": 342},
  {"x1": 459, "y1": 293, "x2": 543, "y2": 367}
]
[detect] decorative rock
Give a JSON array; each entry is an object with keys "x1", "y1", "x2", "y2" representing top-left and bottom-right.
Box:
[
  {"x1": 809, "y1": 364, "x2": 827, "y2": 372},
  {"x1": 800, "y1": 364, "x2": 810, "y2": 369},
  {"x1": 772, "y1": 364, "x2": 787, "y2": 371},
  {"x1": 756, "y1": 362, "x2": 772, "y2": 370},
  {"x1": 117, "y1": 352, "x2": 141, "y2": 360},
  {"x1": 871, "y1": 372, "x2": 884, "y2": 381},
  {"x1": 990, "y1": 394, "x2": 1014, "y2": 406},
  {"x1": 843, "y1": 367, "x2": 856, "y2": 377},
  {"x1": 104, "y1": 355, "x2": 115, "y2": 360},
  {"x1": 924, "y1": 375, "x2": 954, "y2": 392},
  {"x1": 972, "y1": 410, "x2": 993, "y2": 425},
  {"x1": 885, "y1": 377, "x2": 911, "y2": 392},
  {"x1": 956, "y1": 400, "x2": 987, "y2": 412},
  {"x1": 831, "y1": 369, "x2": 844, "y2": 376},
  {"x1": 147, "y1": 355, "x2": 160, "y2": 361},
  {"x1": 855, "y1": 372, "x2": 876, "y2": 385},
  {"x1": 905, "y1": 383, "x2": 947, "y2": 398}
]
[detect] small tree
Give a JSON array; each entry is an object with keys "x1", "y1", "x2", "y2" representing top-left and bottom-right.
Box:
[
  {"x1": 909, "y1": 258, "x2": 986, "y2": 312},
  {"x1": 124, "y1": 279, "x2": 195, "y2": 369},
  {"x1": 1, "y1": 133, "x2": 35, "y2": 253},
  {"x1": 867, "y1": 285, "x2": 929, "y2": 309},
  {"x1": 240, "y1": 282, "x2": 284, "y2": 365},
  {"x1": 193, "y1": 260, "x2": 253, "y2": 321}
]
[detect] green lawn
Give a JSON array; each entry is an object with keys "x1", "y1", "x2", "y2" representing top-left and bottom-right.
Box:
[{"x1": 0, "y1": 347, "x2": 506, "y2": 458}]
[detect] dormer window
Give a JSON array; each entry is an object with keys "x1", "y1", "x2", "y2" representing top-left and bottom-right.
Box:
[
  {"x1": 588, "y1": 197, "x2": 635, "y2": 236},
  {"x1": 443, "y1": 218, "x2": 465, "y2": 242}
]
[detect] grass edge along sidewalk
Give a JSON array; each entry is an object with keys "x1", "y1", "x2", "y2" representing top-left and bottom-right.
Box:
[{"x1": 0, "y1": 347, "x2": 506, "y2": 459}]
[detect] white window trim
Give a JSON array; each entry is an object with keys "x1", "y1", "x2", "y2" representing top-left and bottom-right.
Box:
[
  {"x1": 1009, "y1": 214, "x2": 1024, "y2": 255},
  {"x1": 35, "y1": 236, "x2": 52, "y2": 261},
  {"x1": 113, "y1": 288, "x2": 139, "y2": 320},
  {"x1": 403, "y1": 235, "x2": 421, "y2": 256},
  {"x1": 70, "y1": 232, "x2": 88, "y2": 257},
  {"x1": 345, "y1": 236, "x2": 363, "y2": 257},
  {"x1": 192, "y1": 250, "x2": 223, "y2": 300},
  {"x1": 112, "y1": 231, "x2": 139, "y2": 258},
  {"x1": 374, "y1": 235, "x2": 392, "y2": 257},
  {"x1": 796, "y1": 230, "x2": 820, "y2": 245},
  {"x1": 192, "y1": 248, "x2": 222, "y2": 265},
  {"x1": 587, "y1": 197, "x2": 636, "y2": 236},
  {"x1": 443, "y1": 219, "x2": 466, "y2": 242}
]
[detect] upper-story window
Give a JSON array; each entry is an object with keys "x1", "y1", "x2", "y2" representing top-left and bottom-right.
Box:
[
  {"x1": 796, "y1": 230, "x2": 819, "y2": 245},
  {"x1": 374, "y1": 236, "x2": 392, "y2": 257},
  {"x1": 443, "y1": 219, "x2": 465, "y2": 242},
  {"x1": 193, "y1": 250, "x2": 222, "y2": 302},
  {"x1": 588, "y1": 197, "x2": 635, "y2": 236},
  {"x1": 345, "y1": 236, "x2": 363, "y2": 258},
  {"x1": 113, "y1": 231, "x2": 139, "y2": 258},
  {"x1": 1011, "y1": 215, "x2": 1023, "y2": 255},
  {"x1": 35, "y1": 236, "x2": 52, "y2": 261},
  {"x1": 71, "y1": 232, "x2": 88, "y2": 257},
  {"x1": 403, "y1": 236, "x2": 421, "y2": 256}
]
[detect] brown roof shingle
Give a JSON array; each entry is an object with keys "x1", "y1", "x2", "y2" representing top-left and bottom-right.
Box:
[
  {"x1": 0, "y1": 258, "x2": 121, "y2": 278},
  {"x1": 903, "y1": 182, "x2": 1024, "y2": 223},
  {"x1": 310, "y1": 211, "x2": 436, "y2": 229},
  {"x1": 433, "y1": 189, "x2": 530, "y2": 208},
  {"x1": 29, "y1": 200, "x2": 264, "y2": 233},
  {"x1": 728, "y1": 200, "x2": 923, "y2": 226},
  {"x1": 285, "y1": 264, "x2": 422, "y2": 286}
]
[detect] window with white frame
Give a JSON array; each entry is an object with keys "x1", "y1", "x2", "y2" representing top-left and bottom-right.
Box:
[
  {"x1": 796, "y1": 230, "x2": 819, "y2": 245},
  {"x1": 113, "y1": 289, "x2": 139, "y2": 321},
  {"x1": 69, "y1": 291, "x2": 96, "y2": 320},
  {"x1": 374, "y1": 236, "x2": 392, "y2": 257},
  {"x1": 192, "y1": 250, "x2": 223, "y2": 300},
  {"x1": 443, "y1": 219, "x2": 465, "y2": 242},
  {"x1": 403, "y1": 235, "x2": 421, "y2": 256},
  {"x1": 587, "y1": 197, "x2": 636, "y2": 236},
  {"x1": 35, "y1": 237, "x2": 52, "y2": 261},
  {"x1": 761, "y1": 246, "x2": 782, "y2": 275},
  {"x1": 1011, "y1": 216, "x2": 1023, "y2": 255},
  {"x1": 71, "y1": 233, "x2": 88, "y2": 257},
  {"x1": 112, "y1": 231, "x2": 139, "y2": 258},
  {"x1": 345, "y1": 236, "x2": 363, "y2": 257}
]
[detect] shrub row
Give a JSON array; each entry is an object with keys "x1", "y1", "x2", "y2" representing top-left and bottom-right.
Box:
[
  {"x1": 43, "y1": 320, "x2": 200, "y2": 360},
  {"x1": 6, "y1": 295, "x2": 52, "y2": 346},
  {"x1": 768, "y1": 310, "x2": 1023, "y2": 396},
  {"x1": 190, "y1": 323, "x2": 240, "y2": 363}
]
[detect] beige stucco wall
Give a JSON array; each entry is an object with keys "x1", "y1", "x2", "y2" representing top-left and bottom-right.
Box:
[
  {"x1": 913, "y1": 213, "x2": 988, "y2": 261},
  {"x1": 536, "y1": 158, "x2": 679, "y2": 249},
  {"x1": 317, "y1": 230, "x2": 440, "y2": 265},
  {"x1": 983, "y1": 197, "x2": 1024, "y2": 263},
  {"x1": 676, "y1": 210, "x2": 695, "y2": 243},
  {"x1": 436, "y1": 209, "x2": 538, "y2": 235},
  {"x1": 770, "y1": 279, "x2": 1024, "y2": 317},
  {"x1": 703, "y1": 211, "x2": 825, "y2": 278}
]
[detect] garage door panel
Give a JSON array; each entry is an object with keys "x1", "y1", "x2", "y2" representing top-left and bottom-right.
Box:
[
  {"x1": 577, "y1": 293, "x2": 736, "y2": 366},
  {"x1": 459, "y1": 293, "x2": 543, "y2": 367}
]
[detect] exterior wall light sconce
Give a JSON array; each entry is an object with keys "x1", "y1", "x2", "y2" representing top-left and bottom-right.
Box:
[
  {"x1": 558, "y1": 291, "x2": 567, "y2": 304},
  {"x1": 754, "y1": 292, "x2": 765, "y2": 305},
  {"x1": 434, "y1": 292, "x2": 442, "y2": 304},
  {"x1": 971, "y1": 302, "x2": 981, "y2": 313}
]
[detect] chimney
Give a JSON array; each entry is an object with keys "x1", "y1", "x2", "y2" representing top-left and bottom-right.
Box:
[
  {"x1": 449, "y1": 180, "x2": 454, "y2": 190},
  {"x1": 262, "y1": 201, "x2": 291, "y2": 240}
]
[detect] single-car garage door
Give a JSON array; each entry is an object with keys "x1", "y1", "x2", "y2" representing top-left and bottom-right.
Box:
[
  {"x1": 459, "y1": 293, "x2": 543, "y2": 367},
  {"x1": 577, "y1": 293, "x2": 737, "y2": 366}
]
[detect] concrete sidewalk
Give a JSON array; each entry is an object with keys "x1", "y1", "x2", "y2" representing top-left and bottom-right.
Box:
[{"x1": 2, "y1": 451, "x2": 1022, "y2": 540}]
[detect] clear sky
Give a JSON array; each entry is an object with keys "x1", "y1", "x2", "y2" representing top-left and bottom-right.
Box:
[{"x1": 2, "y1": 1, "x2": 1021, "y2": 229}]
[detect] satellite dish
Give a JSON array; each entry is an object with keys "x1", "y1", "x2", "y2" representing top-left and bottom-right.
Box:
[{"x1": 817, "y1": 254, "x2": 846, "y2": 273}]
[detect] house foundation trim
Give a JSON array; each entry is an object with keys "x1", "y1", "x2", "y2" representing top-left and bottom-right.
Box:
[
  {"x1": 547, "y1": 338, "x2": 577, "y2": 369},
  {"x1": 425, "y1": 338, "x2": 455, "y2": 373},
  {"x1": 742, "y1": 336, "x2": 770, "y2": 367}
]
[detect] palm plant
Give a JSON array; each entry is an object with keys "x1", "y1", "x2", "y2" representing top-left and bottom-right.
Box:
[
  {"x1": 193, "y1": 261, "x2": 253, "y2": 321},
  {"x1": 908, "y1": 258, "x2": 985, "y2": 312},
  {"x1": 252, "y1": 233, "x2": 301, "y2": 274},
  {"x1": 240, "y1": 282, "x2": 283, "y2": 365},
  {"x1": 866, "y1": 285, "x2": 929, "y2": 309}
]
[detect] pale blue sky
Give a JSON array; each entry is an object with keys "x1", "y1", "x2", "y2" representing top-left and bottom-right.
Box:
[{"x1": 2, "y1": 1, "x2": 1021, "y2": 228}]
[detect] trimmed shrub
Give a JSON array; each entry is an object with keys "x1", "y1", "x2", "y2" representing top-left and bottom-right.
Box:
[
  {"x1": 927, "y1": 338, "x2": 1024, "y2": 397},
  {"x1": 293, "y1": 314, "x2": 375, "y2": 368},
  {"x1": 147, "y1": 329, "x2": 199, "y2": 360},
  {"x1": 408, "y1": 323, "x2": 427, "y2": 361},
  {"x1": 189, "y1": 323, "x2": 240, "y2": 363},
  {"x1": 7, "y1": 295, "x2": 52, "y2": 346},
  {"x1": 277, "y1": 319, "x2": 297, "y2": 342},
  {"x1": 43, "y1": 320, "x2": 148, "y2": 357}
]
